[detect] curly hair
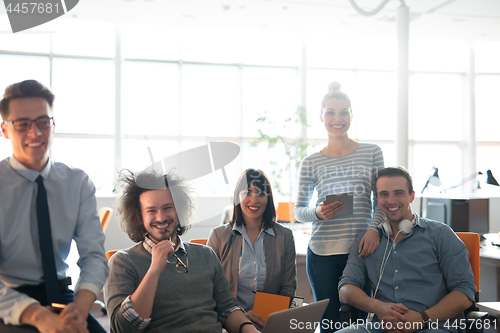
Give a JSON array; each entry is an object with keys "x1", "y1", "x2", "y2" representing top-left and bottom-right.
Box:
[
  {"x1": 116, "y1": 169, "x2": 194, "y2": 243},
  {"x1": 232, "y1": 168, "x2": 276, "y2": 230}
]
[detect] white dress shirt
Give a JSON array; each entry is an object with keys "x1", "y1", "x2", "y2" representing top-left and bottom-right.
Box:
[{"x1": 0, "y1": 156, "x2": 109, "y2": 325}]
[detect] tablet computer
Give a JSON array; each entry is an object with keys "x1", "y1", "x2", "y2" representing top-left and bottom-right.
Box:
[{"x1": 325, "y1": 192, "x2": 354, "y2": 216}]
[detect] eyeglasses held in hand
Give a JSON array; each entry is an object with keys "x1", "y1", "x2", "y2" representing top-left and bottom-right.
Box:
[
  {"x1": 167, "y1": 252, "x2": 188, "y2": 273},
  {"x1": 3, "y1": 116, "x2": 54, "y2": 132}
]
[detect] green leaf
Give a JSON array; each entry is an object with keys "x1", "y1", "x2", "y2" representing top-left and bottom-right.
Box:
[{"x1": 254, "y1": 105, "x2": 311, "y2": 197}]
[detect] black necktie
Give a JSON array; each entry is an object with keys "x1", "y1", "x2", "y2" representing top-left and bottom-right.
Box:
[{"x1": 36, "y1": 175, "x2": 63, "y2": 304}]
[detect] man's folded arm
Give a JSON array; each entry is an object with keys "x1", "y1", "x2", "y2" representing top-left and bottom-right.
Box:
[
  {"x1": 424, "y1": 290, "x2": 473, "y2": 323},
  {"x1": 339, "y1": 283, "x2": 383, "y2": 316}
]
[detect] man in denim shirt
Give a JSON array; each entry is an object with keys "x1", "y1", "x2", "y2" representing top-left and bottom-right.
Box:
[{"x1": 338, "y1": 167, "x2": 475, "y2": 333}]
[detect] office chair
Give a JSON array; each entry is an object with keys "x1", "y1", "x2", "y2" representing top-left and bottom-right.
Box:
[
  {"x1": 340, "y1": 232, "x2": 489, "y2": 333},
  {"x1": 276, "y1": 202, "x2": 296, "y2": 223},
  {"x1": 456, "y1": 232, "x2": 490, "y2": 333},
  {"x1": 94, "y1": 208, "x2": 114, "y2": 314},
  {"x1": 189, "y1": 238, "x2": 208, "y2": 245},
  {"x1": 106, "y1": 250, "x2": 119, "y2": 261},
  {"x1": 98, "y1": 207, "x2": 113, "y2": 233}
]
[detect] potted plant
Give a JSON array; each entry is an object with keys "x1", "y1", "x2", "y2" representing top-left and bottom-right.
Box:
[{"x1": 252, "y1": 105, "x2": 309, "y2": 227}]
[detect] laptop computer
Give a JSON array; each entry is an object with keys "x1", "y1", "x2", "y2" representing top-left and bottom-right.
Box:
[{"x1": 261, "y1": 299, "x2": 330, "y2": 333}]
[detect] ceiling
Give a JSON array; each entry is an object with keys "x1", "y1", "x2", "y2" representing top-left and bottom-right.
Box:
[{"x1": 1, "y1": 0, "x2": 500, "y2": 41}]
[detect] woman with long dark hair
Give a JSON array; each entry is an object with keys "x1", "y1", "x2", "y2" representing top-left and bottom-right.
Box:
[{"x1": 207, "y1": 168, "x2": 296, "y2": 329}]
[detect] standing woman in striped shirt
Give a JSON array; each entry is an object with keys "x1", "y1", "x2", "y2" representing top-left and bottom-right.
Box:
[{"x1": 294, "y1": 82, "x2": 385, "y2": 332}]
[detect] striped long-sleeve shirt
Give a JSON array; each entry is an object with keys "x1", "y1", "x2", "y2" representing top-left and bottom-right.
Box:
[{"x1": 294, "y1": 143, "x2": 385, "y2": 255}]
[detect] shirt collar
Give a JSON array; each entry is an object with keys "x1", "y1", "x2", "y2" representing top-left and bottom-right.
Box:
[
  {"x1": 232, "y1": 222, "x2": 275, "y2": 237},
  {"x1": 8, "y1": 155, "x2": 51, "y2": 181},
  {"x1": 415, "y1": 214, "x2": 426, "y2": 228},
  {"x1": 142, "y1": 235, "x2": 186, "y2": 254}
]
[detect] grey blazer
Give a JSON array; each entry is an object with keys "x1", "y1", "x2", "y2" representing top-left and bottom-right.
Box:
[{"x1": 207, "y1": 222, "x2": 297, "y2": 298}]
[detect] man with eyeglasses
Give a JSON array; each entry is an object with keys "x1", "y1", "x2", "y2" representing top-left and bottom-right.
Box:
[
  {"x1": 104, "y1": 169, "x2": 259, "y2": 333},
  {"x1": 0, "y1": 80, "x2": 108, "y2": 333}
]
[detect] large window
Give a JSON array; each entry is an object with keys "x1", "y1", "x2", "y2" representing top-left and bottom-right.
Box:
[
  {"x1": 410, "y1": 39, "x2": 470, "y2": 194},
  {"x1": 242, "y1": 67, "x2": 299, "y2": 138},
  {"x1": 52, "y1": 58, "x2": 115, "y2": 135},
  {"x1": 0, "y1": 18, "x2": 116, "y2": 190},
  {"x1": 181, "y1": 64, "x2": 240, "y2": 138},
  {"x1": 122, "y1": 61, "x2": 181, "y2": 137},
  {"x1": 1, "y1": 17, "x2": 499, "y2": 199},
  {"x1": 409, "y1": 71, "x2": 465, "y2": 192},
  {"x1": 475, "y1": 41, "x2": 500, "y2": 189}
]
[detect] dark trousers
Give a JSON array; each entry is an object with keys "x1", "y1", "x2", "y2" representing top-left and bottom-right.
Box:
[
  {"x1": 0, "y1": 281, "x2": 106, "y2": 333},
  {"x1": 307, "y1": 248, "x2": 371, "y2": 333}
]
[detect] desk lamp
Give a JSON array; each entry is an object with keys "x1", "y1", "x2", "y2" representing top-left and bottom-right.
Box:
[
  {"x1": 440, "y1": 171, "x2": 483, "y2": 194},
  {"x1": 439, "y1": 169, "x2": 499, "y2": 194},
  {"x1": 486, "y1": 170, "x2": 499, "y2": 186},
  {"x1": 420, "y1": 167, "x2": 441, "y2": 216}
]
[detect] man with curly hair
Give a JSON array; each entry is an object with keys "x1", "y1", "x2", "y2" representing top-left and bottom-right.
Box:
[{"x1": 104, "y1": 169, "x2": 259, "y2": 333}]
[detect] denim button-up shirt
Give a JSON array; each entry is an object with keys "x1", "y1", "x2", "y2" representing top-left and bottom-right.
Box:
[
  {"x1": 339, "y1": 215, "x2": 476, "y2": 332},
  {"x1": 234, "y1": 223, "x2": 274, "y2": 312}
]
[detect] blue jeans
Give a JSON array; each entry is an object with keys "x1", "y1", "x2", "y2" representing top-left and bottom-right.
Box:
[
  {"x1": 307, "y1": 248, "x2": 371, "y2": 333},
  {"x1": 307, "y1": 248, "x2": 349, "y2": 333}
]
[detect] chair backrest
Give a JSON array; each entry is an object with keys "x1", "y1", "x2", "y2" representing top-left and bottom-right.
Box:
[
  {"x1": 276, "y1": 202, "x2": 295, "y2": 222},
  {"x1": 189, "y1": 238, "x2": 208, "y2": 245},
  {"x1": 456, "y1": 232, "x2": 480, "y2": 293},
  {"x1": 106, "y1": 250, "x2": 119, "y2": 261},
  {"x1": 99, "y1": 207, "x2": 113, "y2": 233}
]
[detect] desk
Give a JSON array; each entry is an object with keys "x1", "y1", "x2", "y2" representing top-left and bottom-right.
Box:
[
  {"x1": 476, "y1": 302, "x2": 500, "y2": 333},
  {"x1": 477, "y1": 302, "x2": 500, "y2": 315},
  {"x1": 480, "y1": 234, "x2": 500, "y2": 302}
]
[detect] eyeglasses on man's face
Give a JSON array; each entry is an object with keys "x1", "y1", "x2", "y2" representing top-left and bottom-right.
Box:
[
  {"x1": 2, "y1": 116, "x2": 54, "y2": 132},
  {"x1": 167, "y1": 252, "x2": 189, "y2": 273}
]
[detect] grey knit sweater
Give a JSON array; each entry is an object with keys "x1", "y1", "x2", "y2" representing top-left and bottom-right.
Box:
[{"x1": 104, "y1": 242, "x2": 241, "y2": 333}]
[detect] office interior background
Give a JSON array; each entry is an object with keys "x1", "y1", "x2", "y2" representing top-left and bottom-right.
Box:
[{"x1": 1, "y1": 0, "x2": 500, "y2": 241}]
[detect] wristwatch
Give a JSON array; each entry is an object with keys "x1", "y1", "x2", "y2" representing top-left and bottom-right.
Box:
[{"x1": 419, "y1": 310, "x2": 432, "y2": 329}]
